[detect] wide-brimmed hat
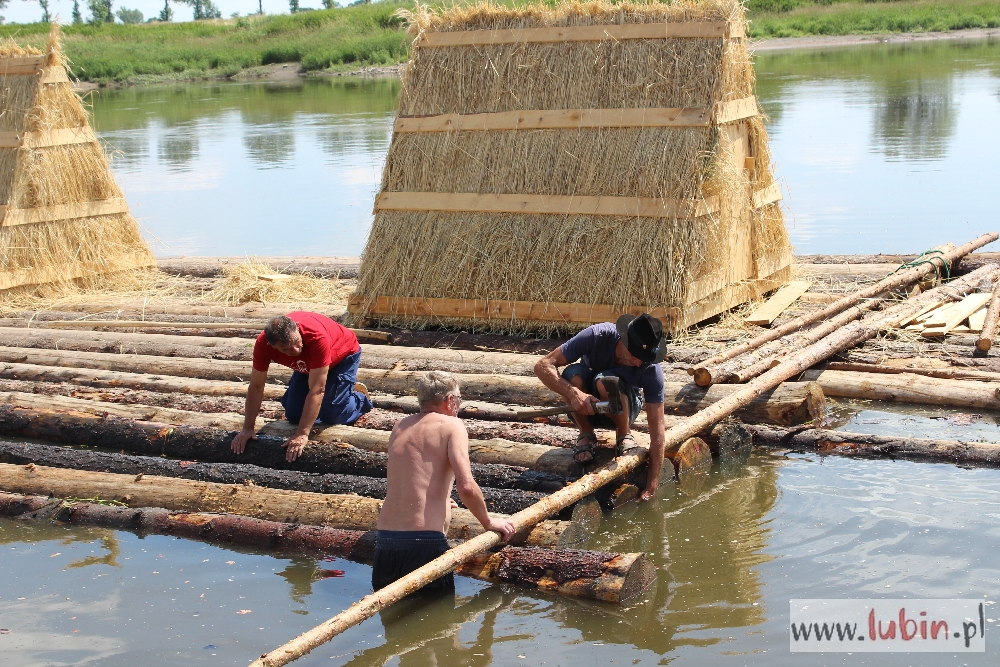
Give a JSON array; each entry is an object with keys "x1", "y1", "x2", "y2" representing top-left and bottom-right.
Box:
[{"x1": 616, "y1": 313, "x2": 667, "y2": 364}]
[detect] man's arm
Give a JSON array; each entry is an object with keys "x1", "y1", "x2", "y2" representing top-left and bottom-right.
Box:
[
  {"x1": 533, "y1": 348, "x2": 597, "y2": 415},
  {"x1": 283, "y1": 365, "x2": 329, "y2": 462},
  {"x1": 232, "y1": 368, "x2": 268, "y2": 454},
  {"x1": 641, "y1": 402, "x2": 666, "y2": 500},
  {"x1": 448, "y1": 421, "x2": 515, "y2": 541}
]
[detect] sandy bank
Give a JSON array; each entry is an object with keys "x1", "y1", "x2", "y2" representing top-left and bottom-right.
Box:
[{"x1": 752, "y1": 26, "x2": 1000, "y2": 52}]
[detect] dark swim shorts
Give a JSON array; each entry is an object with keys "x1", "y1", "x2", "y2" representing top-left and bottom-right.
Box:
[{"x1": 371, "y1": 530, "x2": 455, "y2": 593}]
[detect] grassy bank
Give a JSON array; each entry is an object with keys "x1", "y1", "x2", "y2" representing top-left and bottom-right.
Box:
[{"x1": 0, "y1": 0, "x2": 997, "y2": 85}]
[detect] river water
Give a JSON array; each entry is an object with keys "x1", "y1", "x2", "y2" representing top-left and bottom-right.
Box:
[{"x1": 3, "y1": 38, "x2": 1000, "y2": 667}]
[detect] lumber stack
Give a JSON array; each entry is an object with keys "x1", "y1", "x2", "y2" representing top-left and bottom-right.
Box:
[{"x1": 897, "y1": 292, "x2": 992, "y2": 337}]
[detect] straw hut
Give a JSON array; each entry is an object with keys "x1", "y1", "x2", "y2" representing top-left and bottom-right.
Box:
[
  {"x1": 349, "y1": 0, "x2": 792, "y2": 333},
  {"x1": 0, "y1": 27, "x2": 154, "y2": 294}
]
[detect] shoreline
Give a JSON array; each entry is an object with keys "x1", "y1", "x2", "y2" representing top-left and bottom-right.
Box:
[{"x1": 751, "y1": 26, "x2": 1000, "y2": 52}]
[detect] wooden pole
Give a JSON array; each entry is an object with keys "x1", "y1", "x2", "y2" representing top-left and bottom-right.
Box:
[
  {"x1": 249, "y1": 262, "x2": 1000, "y2": 667},
  {"x1": 825, "y1": 361, "x2": 1000, "y2": 383},
  {"x1": 800, "y1": 369, "x2": 1000, "y2": 411},
  {"x1": 687, "y1": 236, "x2": 995, "y2": 376},
  {"x1": 35, "y1": 319, "x2": 393, "y2": 343},
  {"x1": 977, "y1": 280, "x2": 1000, "y2": 352}
]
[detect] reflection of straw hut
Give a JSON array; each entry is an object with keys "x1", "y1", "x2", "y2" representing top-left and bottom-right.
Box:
[
  {"x1": 0, "y1": 27, "x2": 154, "y2": 293},
  {"x1": 350, "y1": 0, "x2": 791, "y2": 333}
]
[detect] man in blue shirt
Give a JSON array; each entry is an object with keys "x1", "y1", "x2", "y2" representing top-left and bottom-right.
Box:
[{"x1": 534, "y1": 313, "x2": 667, "y2": 500}]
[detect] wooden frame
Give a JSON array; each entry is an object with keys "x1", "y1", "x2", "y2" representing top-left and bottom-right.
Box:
[
  {"x1": 0, "y1": 127, "x2": 98, "y2": 149},
  {"x1": 0, "y1": 55, "x2": 46, "y2": 75},
  {"x1": 715, "y1": 97, "x2": 758, "y2": 125},
  {"x1": 374, "y1": 191, "x2": 720, "y2": 218},
  {"x1": 0, "y1": 198, "x2": 129, "y2": 228},
  {"x1": 39, "y1": 66, "x2": 69, "y2": 85},
  {"x1": 416, "y1": 21, "x2": 744, "y2": 48},
  {"x1": 752, "y1": 182, "x2": 782, "y2": 209},
  {"x1": 395, "y1": 107, "x2": 712, "y2": 132},
  {"x1": 0, "y1": 250, "x2": 156, "y2": 291}
]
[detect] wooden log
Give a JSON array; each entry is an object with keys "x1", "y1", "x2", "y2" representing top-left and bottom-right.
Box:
[
  {"x1": 687, "y1": 237, "x2": 993, "y2": 376},
  {"x1": 977, "y1": 280, "x2": 1000, "y2": 352},
  {"x1": 13, "y1": 301, "x2": 348, "y2": 320},
  {"x1": 250, "y1": 260, "x2": 1000, "y2": 667},
  {"x1": 674, "y1": 437, "x2": 712, "y2": 474},
  {"x1": 0, "y1": 391, "x2": 582, "y2": 477},
  {"x1": 825, "y1": 362, "x2": 1000, "y2": 383},
  {"x1": 0, "y1": 490, "x2": 649, "y2": 603},
  {"x1": 697, "y1": 298, "x2": 881, "y2": 385},
  {"x1": 0, "y1": 440, "x2": 552, "y2": 517},
  {"x1": 37, "y1": 320, "x2": 391, "y2": 343},
  {"x1": 800, "y1": 369, "x2": 1000, "y2": 410},
  {"x1": 0, "y1": 405, "x2": 569, "y2": 492},
  {"x1": 0, "y1": 463, "x2": 583, "y2": 548},
  {"x1": 749, "y1": 425, "x2": 1000, "y2": 466},
  {"x1": 660, "y1": 380, "x2": 826, "y2": 425}
]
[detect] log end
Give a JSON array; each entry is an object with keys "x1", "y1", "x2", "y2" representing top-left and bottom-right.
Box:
[
  {"x1": 692, "y1": 367, "x2": 713, "y2": 387},
  {"x1": 555, "y1": 520, "x2": 590, "y2": 550},
  {"x1": 618, "y1": 553, "x2": 658, "y2": 604},
  {"x1": 569, "y1": 495, "x2": 603, "y2": 531},
  {"x1": 606, "y1": 484, "x2": 640, "y2": 511},
  {"x1": 977, "y1": 338, "x2": 993, "y2": 352},
  {"x1": 711, "y1": 420, "x2": 753, "y2": 457},
  {"x1": 803, "y1": 381, "x2": 827, "y2": 422},
  {"x1": 674, "y1": 437, "x2": 712, "y2": 474}
]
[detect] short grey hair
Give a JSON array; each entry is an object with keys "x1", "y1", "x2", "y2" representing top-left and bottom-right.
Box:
[
  {"x1": 416, "y1": 371, "x2": 460, "y2": 408},
  {"x1": 264, "y1": 315, "x2": 298, "y2": 346}
]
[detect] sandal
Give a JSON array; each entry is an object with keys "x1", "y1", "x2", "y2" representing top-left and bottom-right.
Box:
[
  {"x1": 572, "y1": 433, "x2": 599, "y2": 464},
  {"x1": 615, "y1": 433, "x2": 638, "y2": 456}
]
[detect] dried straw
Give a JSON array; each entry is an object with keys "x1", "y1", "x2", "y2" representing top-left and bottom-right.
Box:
[
  {"x1": 353, "y1": 0, "x2": 792, "y2": 333},
  {"x1": 203, "y1": 258, "x2": 348, "y2": 306}
]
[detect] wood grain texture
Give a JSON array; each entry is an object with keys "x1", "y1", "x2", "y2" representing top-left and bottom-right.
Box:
[{"x1": 415, "y1": 21, "x2": 742, "y2": 48}]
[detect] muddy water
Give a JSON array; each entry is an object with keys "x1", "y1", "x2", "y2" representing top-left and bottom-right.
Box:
[{"x1": 91, "y1": 39, "x2": 1000, "y2": 258}]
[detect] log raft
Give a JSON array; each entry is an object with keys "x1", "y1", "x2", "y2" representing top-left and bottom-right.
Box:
[
  {"x1": 0, "y1": 462, "x2": 587, "y2": 548},
  {"x1": 0, "y1": 489, "x2": 651, "y2": 604},
  {"x1": 800, "y1": 369, "x2": 1000, "y2": 411}
]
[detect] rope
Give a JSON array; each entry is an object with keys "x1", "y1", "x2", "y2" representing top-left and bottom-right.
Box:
[{"x1": 889, "y1": 249, "x2": 950, "y2": 281}]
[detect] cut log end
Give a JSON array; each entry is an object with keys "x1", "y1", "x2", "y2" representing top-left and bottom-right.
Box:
[
  {"x1": 692, "y1": 367, "x2": 712, "y2": 387},
  {"x1": 618, "y1": 553, "x2": 658, "y2": 604},
  {"x1": 674, "y1": 437, "x2": 712, "y2": 474},
  {"x1": 977, "y1": 338, "x2": 993, "y2": 352}
]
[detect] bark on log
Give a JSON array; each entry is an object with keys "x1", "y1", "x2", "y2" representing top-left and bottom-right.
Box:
[
  {"x1": 38, "y1": 320, "x2": 391, "y2": 343},
  {"x1": 977, "y1": 280, "x2": 1000, "y2": 352},
  {"x1": 660, "y1": 380, "x2": 826, "y2": 425},
  {"x1": 749, "y1": 424, "x2": 1000, "y2": 466},
  {"x1": 0, "y1": 440, "x2": 552, "y2": 517},
  {"x1": 0, "y1": 490, "x2": 649, "y2": 603},
  {"x1": 801, "y1": 369, "x2": 1000, "y2": 411},
  {"x1": 0, "y1": 463, "x2": 584, "y2": 548},
  {"x1": 0, "y1": 405, "x2": 569, "y2": 492},
  {"x1": 825, "y1": 362, "x2": 1000, "y2": 383},
  {"x1": 0, "y1": 391, "x2": 583, "y2": 477},
  {"x1": 688, "y1": 238, "x2": 990, "y2": 374}
]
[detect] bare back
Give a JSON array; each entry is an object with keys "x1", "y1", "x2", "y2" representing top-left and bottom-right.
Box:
[{"x1": 377, "y1": 411, "x2": 468, "y2": 534}]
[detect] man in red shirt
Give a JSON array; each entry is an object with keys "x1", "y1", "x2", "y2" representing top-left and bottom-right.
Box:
[{"x1": 230, "y1": 311, "x2": 373, "y2": 461}]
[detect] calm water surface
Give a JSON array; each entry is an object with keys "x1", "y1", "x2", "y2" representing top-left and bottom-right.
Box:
[{"x1": 92, "y1": 39, "x2": 1000, "y2": 258}]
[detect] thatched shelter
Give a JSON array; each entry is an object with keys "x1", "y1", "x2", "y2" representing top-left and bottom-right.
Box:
[
  {"x1": 349, "y1": 0, "x2": 792, "y2": 333},
  {"x1": 0, "y1": 26, "x2": 154, "y2": 294}
]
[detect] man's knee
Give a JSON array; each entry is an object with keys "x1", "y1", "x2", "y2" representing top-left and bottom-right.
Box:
[{"x1": 569, "y1": 374, "x2": 585, "y2": 389}]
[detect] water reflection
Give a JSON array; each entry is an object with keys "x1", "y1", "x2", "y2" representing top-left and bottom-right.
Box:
[
  {"x1": 243, "y1": 129, "x2": 296, "y2": 168},
  {"x1": 871, "y1": 78, "x2": 956, "y2": 162},
  {"x1": 158, "y1": 132, "x2": 200, "y2": 172}
]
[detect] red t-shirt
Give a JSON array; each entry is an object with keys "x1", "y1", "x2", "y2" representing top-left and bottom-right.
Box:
[{"x1": 252, "y1": 311, "x2": 360, "y2": 375}]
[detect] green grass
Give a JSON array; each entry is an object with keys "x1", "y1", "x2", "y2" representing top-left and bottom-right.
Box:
[{"x1": 0, "y1": 0, "x2": 998, "y2": 85}]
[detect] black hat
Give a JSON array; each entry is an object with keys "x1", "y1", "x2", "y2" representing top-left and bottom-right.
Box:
[{"x1": 616, "y1": 313, "x2": 667, "y2": 364}]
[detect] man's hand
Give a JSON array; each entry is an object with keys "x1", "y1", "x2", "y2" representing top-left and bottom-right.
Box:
[
  {"x1": 640, "y1": 478, "x2": 659, "y2": 501},
  {"x1": 568, "y1": 387, "x2": 598, "y2": 416},
  {"x1": 282, "y1": 434, "x2": 308, "y2": 462},
  {"x1": 231, "y1": 429, "x2": 257, "y2": 454},
  {"x1": 487, "y1": 517, "x2": 516, "y2": 542}
]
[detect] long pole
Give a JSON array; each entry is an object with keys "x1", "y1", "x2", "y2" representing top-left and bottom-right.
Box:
[
  {"x1": 688, "y1": 235, "x2": 996, "y2": 376},
  {"x1": 976, "y1": 279, "x2": 1000, "y2": 352},
  {"x1": 249, "y1": 258, "x2": 1000, "y2": 667}
]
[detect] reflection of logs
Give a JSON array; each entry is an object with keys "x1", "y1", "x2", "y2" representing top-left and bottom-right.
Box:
[
  {"x1": 0, "y1": 405, "x2": 568, "y2": 492},
  {"x1": 0, "y1": 463, "x2": 585, "y2": 548},
  {"x1": 0, "y1": 490, "x2": 638, "y2": 602},
  {"x1": 749, "y1": 424, "x2": 1000, "y2": 466},
  {"x1": 0, "y1": 440, "x2": 552, "y2": 517}
]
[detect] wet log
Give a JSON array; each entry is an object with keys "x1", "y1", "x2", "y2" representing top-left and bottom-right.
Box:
[
  {"x1": 977, "y1": 281, "x2": 1000, "y2": 352},
  {"x1": 0, "y1": 440, "x2": 551, "y2": 517},
  {"x1": 800, "y1": 369, "x2": 1000, "y2": 411},
  {"x1": 0, "y1": 463, "x2": 584, "y2": 548},
  {"x1": 0, "y1": 391, "x2": 582, "y2": 477},
  {"x1": 688, "y1": 237, "x2": 992, "y2": 375},
  {"x1": 660, "y1": 380, "x2": 826, "y2": 425},
  {"x1": 749, "y1": 424, "x2": 1000, "y2": 466},
  {"x1": 825, "y1": 361, "x2": 1000, "y2": 383},
  {"x1": 0, "y1": 490, "x2": 647, "y2": 603},
  {"x1": 0, "y1": 361, "x2": 287, "y2": 398},
  {"x1": 0, "y1": 404, "x2": 569, "y2": 492},
  {"x1": 674, "y1": 437, "x2": 712, "y2": 474}
]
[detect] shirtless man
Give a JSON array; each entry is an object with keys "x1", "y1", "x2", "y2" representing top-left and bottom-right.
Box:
[{"x1": 373, "y1": 371, "x2": 516, "y2": 593}]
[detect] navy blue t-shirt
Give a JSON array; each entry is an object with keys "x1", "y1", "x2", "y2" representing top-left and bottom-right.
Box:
[{"x1": 560, "y1": 322, "x2": 665, "y2": 404}]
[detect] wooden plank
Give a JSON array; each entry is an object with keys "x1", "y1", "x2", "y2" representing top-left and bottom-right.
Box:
[
  {"x1": 258, "y1": 274, "x2": 292, "y2": 282},
  {"x1": 715, "y1": 96, "x2": 757, "y2": 124},
  {"x1": 0, "y1": 56, "x2": 46, "y2": 75},
  {"x1": 38, "y1": 66, "x2": 69, "y2": 84},
  {"x1": 0, "y1": 198, "x2": 129, "y2": 228},
  {"x1": 921, "y1": 292, "x2": 992, "y2": 338},
  {"x1": 416, "y1": 21, "x2": 742, "y2": 48},
  {"x1": 348, "y1": 294, "x2": 677, "y2": 329},
  {"x1": 745, "y1": 281, "x2": 811, "y2": 326},
  {"x1": 374, "y1": 191, "x2": 720, "y2": 219},
  {"x1": 0, "y1": 126, "x2": 98, "y2": 149},
  {"x1": 969, "y1": 306, "x2": 988, "y2": 333},
  {"x1": 755, "y1": 247, "x2": 793, "y2": 279},
  {"x1": 920, "y1": 299, "x2": 972, "y2": 329},
  {"x1": 684, "y1": 269, "x2": 729, "y2": 306},
  {"x1": 744, "y1": 157, "x2": 755, "y2": 171},
  {"x1": 896, "y1": 300, "x2": 943, "y2": 327},
  {"x1": 678, "y1": 268, "x2": 791, "y2": 331},
  {"x1": 752, "y1": 182, "x2": 782, "y2": 209},
  {"x1": 394, "y1": 106, "x2": 713, "y2": 133}
]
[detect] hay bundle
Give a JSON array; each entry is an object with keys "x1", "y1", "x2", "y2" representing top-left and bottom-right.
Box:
[
  {"x1": 0, "y1": 25, "x2": 155, "y2": 296},
  {"x1": 351, "y1": 0, "x2": 792, "y2": 333},
  {"x1": 204, "y1": 258, "x2": 347, "y2": 306}
]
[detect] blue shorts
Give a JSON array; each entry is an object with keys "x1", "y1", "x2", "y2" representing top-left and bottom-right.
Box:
[
  {"x1": 561, "y1": 363, "x2": 642, "y2": 429},
  {"x1": 280, "y1": 348, "x2": 373, "y2": 425}
]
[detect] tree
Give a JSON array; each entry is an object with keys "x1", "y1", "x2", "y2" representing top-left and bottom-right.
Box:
[
  {"x1": 87, "y1": 0, "x2": 113, "y2": 23},
  {"x1": 288, "y1": 0, "x2": 299, "y2": 13},
  {"x1": 25, "y1": 0, "x2": 51, "y2": 22},
  {"x1": 179, "y1": 0, "x2": 220, "y2": 20},
  {"x1": 158, "y1": 0, "x2": 172, "y2": 21},
  {"x1": 72, "y1": 0, "x2": 83, "y2": 23},
  {"x1": 321, "y1": 0, "x2": 338, "y2": 8},
  {"x1": 115, "y1": 6, "x2": 141, "y2": 22}
]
